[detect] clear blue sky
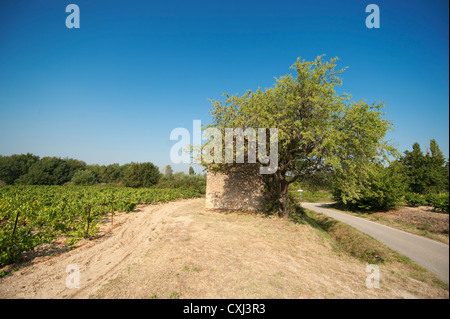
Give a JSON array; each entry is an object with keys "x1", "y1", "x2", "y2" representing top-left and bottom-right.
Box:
[{"x1": 0, "y1": 0, "x2": 448, "y2": 173}]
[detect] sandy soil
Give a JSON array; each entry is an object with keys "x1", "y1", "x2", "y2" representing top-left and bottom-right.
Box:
[{"x1": 0, "y1": 198, "x2": 447, "y2": 299}]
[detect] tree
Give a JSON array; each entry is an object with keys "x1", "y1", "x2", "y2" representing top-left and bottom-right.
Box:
[
  {"x1": 71, "y1": 170, "x2": 97, "y2": 186},
  {"x1": 0, "y1": 153, "x2": 40, "y2": 184},
  {"x1": 429, "y1": 139, "x2": 443, "y2": 158},
  {"x1": 401, "y1": 140, "x2": 448, "y2": 194},
  {"x1": 427, "y1": 139, "x2": 448, "y2": 193},
  {"x1": 333, "y1": 162, "x2": 407, "y2": 211},
  {"x1": 13, "y1": 156, "x2": 86, "y2": 185},
  {"x1": 163, "y1": 165, "x2": 173, "y2": 178},
  {"x1": 86, "y1": 163, "x2": 124, "y2": 184},
  {"x1": 206, "y1": 55, "x2": 396, "y2": 217},
  {"x1": 16, "y1": 157, "x2": 64, "y2": 185},
  {"x1": 189, "y1": 166, "x2": 195, "y2": 175},
  {"x1": 53, "y1": 158, "x2": 86, "y2": 185},
  {"x1": 401, "y1": 142, "x2": 426, "y2": 193},
  {"x1": 122, "y1": 162, "x2": 161, "y2": 188}
]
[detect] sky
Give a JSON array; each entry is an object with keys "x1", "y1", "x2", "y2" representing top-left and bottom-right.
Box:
[{"x1": 0, "y1": 0, "x2": 448, "y2": 173}]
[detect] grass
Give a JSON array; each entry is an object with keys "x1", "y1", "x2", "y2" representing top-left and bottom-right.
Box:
[
  {"x1": 291, "y1": 206, "x2": 398, "y2": 264},
  {"x1": 327, "y1": 203, "x2": 449, "y2": 244},
  {"x1": 290, "y1": 205, "x2": 449, "y2": 290},
  {"x1": 169, "y1": 291, "x2": 180, "y2": 299},
  {"x1": 58, "y1": 199, "x2": 448, "y2": 299}
]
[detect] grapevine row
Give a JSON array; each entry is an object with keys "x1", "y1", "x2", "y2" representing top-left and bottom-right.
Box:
[{"x1": 0, "y1": 185, "x2": 202, "y2": 266}]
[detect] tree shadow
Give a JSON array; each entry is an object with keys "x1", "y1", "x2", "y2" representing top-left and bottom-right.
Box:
[{"x1": 289, "y1": 205, "x2": 337, "y2": 233}]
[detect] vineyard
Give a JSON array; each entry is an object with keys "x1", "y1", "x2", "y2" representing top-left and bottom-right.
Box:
[{"x1": 0, "y1": 185, "x2": 202, "y2": 267}]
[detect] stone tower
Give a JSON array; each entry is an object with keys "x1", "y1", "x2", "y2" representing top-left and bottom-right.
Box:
[{"x1": 205, "y1": 164, "x2": 265, "y2": 211}]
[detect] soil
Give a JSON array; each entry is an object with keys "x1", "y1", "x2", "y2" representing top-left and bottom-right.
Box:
[{"x1": 0, "y1": 199, "x2": 447, "y2": 299}]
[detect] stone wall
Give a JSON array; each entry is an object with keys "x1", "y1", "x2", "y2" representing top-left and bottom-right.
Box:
[{"x1": 205, "y1": 164, "x2": 265, "y2": 211}]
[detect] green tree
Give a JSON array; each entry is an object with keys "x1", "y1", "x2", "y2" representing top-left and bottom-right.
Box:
[
  {"x1": 15, "y1": 157, "x2": 86, "y2": 185},
  {"x1": 86, "y1": 163, "x2": 126, "y2": 184},
  {"x1": 164, "y1": 165, "x2": 173, "y2": 178},
  {"x1": 401, "y1": 142, "x2": 426, "y2": 193},
  {"x1": 426, "y1": 139, "x2": 448, "y2": 193},
  {"x1": 122, "y1": 162, "x2": 161, "y2": 188},
  {"x1": 401, "y1": 140, "x2": 448, "y2": 194},
  {"x1": 103, "y1": 164, "x2": 122, "y2": 183},
  {"x1": 16, "y1": 157, "x2": 64, "y2": 185},
  {"x1": 207, "y1": 56, "x2": 396, "y2": 217},
  {"x1": 333, "y1": 162, "x2": 407, "y2": 211},
  {"x1": 0, "y1": 153, "x2": 40, "y2": 184},
  {"x1": 189, "y1": 166, "x2": 195, "y2": 175},
  {"x1": 71, "y1": 170, "x2": 97, "y2": 186}
]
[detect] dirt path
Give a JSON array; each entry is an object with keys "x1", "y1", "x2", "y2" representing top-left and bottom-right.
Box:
[{"x1": 0, "y1": 198, "x2": 448, "y2": 299}]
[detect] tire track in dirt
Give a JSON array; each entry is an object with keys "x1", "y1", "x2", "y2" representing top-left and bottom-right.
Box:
[{"x1": 0, "y1": 199, "x2": 191, "y2": 299}]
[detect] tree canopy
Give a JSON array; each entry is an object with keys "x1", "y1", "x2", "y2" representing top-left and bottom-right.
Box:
[
  {"x1": 401, "y1": 139, "x2": 448, "y2": 194},
  {"x1": 207, "y1": 55, "x2": 396, "y2": 216}
]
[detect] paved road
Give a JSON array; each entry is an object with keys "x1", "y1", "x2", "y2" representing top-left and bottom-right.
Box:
[{"x1": 301, "y1": 202, "x2": 449, "y2": 283}]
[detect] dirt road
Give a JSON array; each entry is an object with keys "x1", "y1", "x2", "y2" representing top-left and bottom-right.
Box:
[{"x1": 0, "y1": 199, "x2": 448, "y2": 299}]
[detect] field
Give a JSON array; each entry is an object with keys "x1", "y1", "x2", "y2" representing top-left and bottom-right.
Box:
[
  {"x1": 0, "y1": 186, "x2": 448, "y2": 299},
  {"x1": 0, "y1": 185, "x2": 202, "y2": 267},
  {"x1": 0, "y1": 198, "x2": 447, "y2": 299}
]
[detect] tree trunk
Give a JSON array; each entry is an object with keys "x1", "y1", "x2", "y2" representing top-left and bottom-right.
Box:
[{"x1": 278, "y1": 179, "x2": 290, "y2": 218}]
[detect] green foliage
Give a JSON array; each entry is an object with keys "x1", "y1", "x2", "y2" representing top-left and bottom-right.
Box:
[
  {"x1": 87, "y1": 163, "x2": 125, "y2": 184},
  {"x1": 293, "y1": 170, "x2": 335, "y2": 192},
  {"x1": 13, "y1": 156, "x2": 86, "y2": 186},
  {"x1": 425, "y1": 193, "x2": 449, "y2": 213},
  {"x1": 163, "y1": 165, "x2": 173, "y2": 178},
  {"x1": 207, "y1": 55, "x2": 396, "y2": 217},
  {"x1": 333, "y1": 163, "x2": 407, "y2": 211},
  {"x1": 404, "y1": 192, "x2": 427, "y2": 207},
  {"x1": 155, "y1": 172, "x2": 206, "y2": 194},
  {"x1": 0, "y1": 153, "x2": 40, "y2": 184},
  {"x1": 0, "y1": 185, "x2": 203, "y2": 266},
  {"x1": 401, "y1": 140, "x2": 448, "y2": 194},
  {"x1": 189, "y1": 166, "x2": 195, "y2": 175},
  {"x1": 122, "y1": 162, "x2": 161, "y2": 188},
  {"x1": 71, "y1": 170, "x2": 97, "y2": 186}
]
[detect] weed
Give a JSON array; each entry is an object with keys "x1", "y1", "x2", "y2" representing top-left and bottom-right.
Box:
[
  {"x1": 432, "y1": 279, "x2": 449, "y2": 290},
  {"x1": 169, "y1": 291, "x2": 179, "y2": 299}
]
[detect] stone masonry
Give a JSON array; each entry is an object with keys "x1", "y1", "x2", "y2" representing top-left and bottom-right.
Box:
[{"x1": 205, "y1": 164, "x2": 265, "y2": 211}]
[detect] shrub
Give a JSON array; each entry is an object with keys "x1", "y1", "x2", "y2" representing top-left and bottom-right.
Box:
[
  {"x1": 71, "y1": 170, "x2": 97, "y2": 186},
  {"x1": 122, "y1": 162, "x2": 161, "y2": 188},
  {"x1": 426, "y1": 193, "x2": 449, "y2": 213},
  {"x1": 154, "y1": 173, "x2": 206, "y2": 194},
  {"x1": 404, "y1": 192, "x2": 426, "y2": 207},
  {"x1": 333, "y1": 163, "x2": 407, "y2": 211}
]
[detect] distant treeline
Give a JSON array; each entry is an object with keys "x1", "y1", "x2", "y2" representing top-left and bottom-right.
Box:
[{"x1": 0, "y1": 154, "x2": 205, "y2": 192}]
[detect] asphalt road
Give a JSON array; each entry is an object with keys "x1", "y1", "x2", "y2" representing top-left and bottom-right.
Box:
[{"x1": 301, "y1": 202, "x2": 449, "y2": 283}]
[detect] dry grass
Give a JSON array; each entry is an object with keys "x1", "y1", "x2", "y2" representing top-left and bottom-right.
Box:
[
  {"x1": 92, "y1": 200, "x2": 448, "y2": 299},
  {"x1": 330, "y1": 204, "x2": 449, "y2": 244},
  {"x1": 1, "y1": 199, "x2": 447, "y2": 299}
]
